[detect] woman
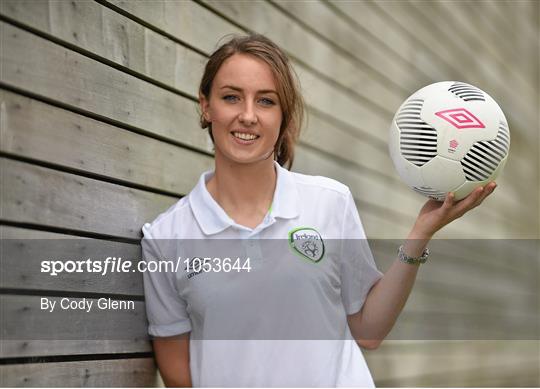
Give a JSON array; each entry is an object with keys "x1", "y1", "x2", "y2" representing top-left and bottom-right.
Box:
[{"x1": 141, "y1": 34, "x2": 496, "y2": 387}]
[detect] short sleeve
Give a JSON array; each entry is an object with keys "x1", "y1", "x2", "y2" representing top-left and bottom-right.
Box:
[
  {"x1": 340, "y1": 190, "x2": 383, "y2": 315},
  {"x1": 141, "y1": 224, "x2": 192, "y2": 337}
]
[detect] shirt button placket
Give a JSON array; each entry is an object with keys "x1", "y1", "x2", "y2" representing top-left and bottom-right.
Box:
[{"x1": 243, "y1": 238, "x2": 262, "y2": 264}]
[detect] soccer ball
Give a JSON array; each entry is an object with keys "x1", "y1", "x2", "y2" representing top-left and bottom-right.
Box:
[{"x1": 389, "y1": 81, "x2": 510, "y2": 201}]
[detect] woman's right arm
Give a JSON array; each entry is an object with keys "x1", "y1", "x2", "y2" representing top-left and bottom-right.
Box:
[{"x1": 152, "y1": 333, "x2": 192, "y2": 387}]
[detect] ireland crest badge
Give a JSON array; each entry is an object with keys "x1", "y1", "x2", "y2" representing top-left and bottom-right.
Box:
[{"x1": 288, "y1": 227, "x2": 325, "y2": 263}]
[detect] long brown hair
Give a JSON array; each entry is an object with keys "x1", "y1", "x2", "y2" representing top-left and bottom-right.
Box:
[{"x1": 199, "y1": 34, "x2": 304, "y2": 170}]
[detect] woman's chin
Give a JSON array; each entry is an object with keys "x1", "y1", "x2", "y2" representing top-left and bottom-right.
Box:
[{"x1": 220, "y1": 151, "x2": 274, "y2": 166}]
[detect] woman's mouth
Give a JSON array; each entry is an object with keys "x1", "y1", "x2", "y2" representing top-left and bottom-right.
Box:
[{"x1": 231, "y1": 131, "x2": 260, "y2": 143}]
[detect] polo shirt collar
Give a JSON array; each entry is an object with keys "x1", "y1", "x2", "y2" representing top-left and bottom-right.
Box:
[
  {"x1": 189, "y1": 161, "x2": 300, "y2": 236},
  {"x1": 271, "y1": 161, "x2": 300, "y2": 220}
]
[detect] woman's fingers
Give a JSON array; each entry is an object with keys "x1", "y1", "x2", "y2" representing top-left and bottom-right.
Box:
[
  {"x1": 453, "y1": 182, "x2": 497, "y2": 215},
  {"x1": 450, "y1": 186, "x2": 484, "y2": 217},
  {"x1": 424, "y1": 182, "x2": 497, "y2": 232},
  {"x1": 443, "y1": 192, "x2": 455, "y2": 211},
  {"x1": 475, "y1": 182, "x2": 497, "y2": 206}
]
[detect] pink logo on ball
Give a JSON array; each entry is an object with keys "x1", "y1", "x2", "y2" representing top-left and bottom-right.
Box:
[{"x1": 435, "y1": 108, "x2": 485, "y2": 129}]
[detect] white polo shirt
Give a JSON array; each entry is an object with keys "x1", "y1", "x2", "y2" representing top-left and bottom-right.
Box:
[{"x1": 142, "y1": 161, "x2": 383, "y2": 387}]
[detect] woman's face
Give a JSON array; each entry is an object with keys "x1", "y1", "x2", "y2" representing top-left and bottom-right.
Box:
[{"x1": 200, "y1": 53, "x2": 283, "y2": 166}]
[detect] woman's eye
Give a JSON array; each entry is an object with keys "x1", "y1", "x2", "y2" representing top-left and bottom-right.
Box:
[
  {"x1": 259, "y1": 98, "x2": 275, "y2": 106},
  {"x1": 223, "y1": 95, "x2": 239, "y2": 102}
]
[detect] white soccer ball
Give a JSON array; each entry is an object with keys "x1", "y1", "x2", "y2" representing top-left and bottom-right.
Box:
[{"x1": 389, "y1": 81, "x2": 510, "y2": 201}]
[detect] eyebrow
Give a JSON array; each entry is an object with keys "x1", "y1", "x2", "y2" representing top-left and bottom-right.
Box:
[{"x1": 220, "y1": 85, "x2": 278, "y2": 95}]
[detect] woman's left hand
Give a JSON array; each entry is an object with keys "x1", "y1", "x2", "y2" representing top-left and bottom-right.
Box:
[{"x1": 411, "y1": 182, "x2": 497, "y2": 238}]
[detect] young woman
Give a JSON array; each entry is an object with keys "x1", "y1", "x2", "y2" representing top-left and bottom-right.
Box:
[{"x1": 141, "y1": 34, "x2": 496, "y2": 387}]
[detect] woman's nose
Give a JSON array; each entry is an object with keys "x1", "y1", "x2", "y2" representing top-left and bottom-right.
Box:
[{"x1": 239, "y1": 103, "x2": 258, "y2": 125}]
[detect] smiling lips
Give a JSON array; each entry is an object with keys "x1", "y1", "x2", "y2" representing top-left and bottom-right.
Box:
[{"x1": 232, "y1": 131, "x2": 260, "y2": 141}]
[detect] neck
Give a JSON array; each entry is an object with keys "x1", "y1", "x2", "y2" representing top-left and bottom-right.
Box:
[{"x1": 206, "y1": 154, "x2": 277, "y2": 224}]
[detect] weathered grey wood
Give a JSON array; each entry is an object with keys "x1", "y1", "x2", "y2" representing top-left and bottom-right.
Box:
[
  {"x1": 371, "y1": 238, "x2": 537, "y2": 279},
  {"x1": 0, "y1": 21, "x2": 211, "y2": 154},
  {"x1": 295, "y1": 64, "x2": 394, "y2": 143},
  {"x1": 326, "y1": 0, "x2": 449, "y2": 82},
  {"x1": 0, "y1": 340, "x2": 152, "y2": 359},
  {"x1": 0, "y1": 226, "x2": 152, "y2": 358},
  {"x1": 302, "y1": 109, "x2": 394, "y2": 174},
  {"x1": 432, "y1": 0, "x2": 536, "y2": 99},
  {"x1": 1, "y1": 295, "x2": 148, "y2": 342},
  {"x1": 370, "y1": 341, "x2": 540, "y2": 386},
  {"x1": 0, "y1": 89, "x2": 214, "y2": 195},
  {"x1": 375, "y1": 367, "x2": 539, "y2": 387},
  {"x1": 0, "y1": 0, "x2": 207, "y2": 97},
  {"x1": 200, "y1": 0, "x2": 405, "y2": 103},
  {"x1": 376, "y1": 0, "x2": 535, "y2": 130},
  {"x1": 0, "y1": 0, "x2": 50, "y2": 32},
  {"x1": 0, "y1": 226, "x2": 144, "y2": 296},
  {"x1": 0, "y1": 358, "x2": 158, "y2": 387},
  {"x1": 405, "y1": 285, "x2": 537, "y2": 320},
  {"x1": 273, "y1": 0, "x2": 431, "y2": 90},
  {"x1": 370, "y1": 240, "x2": 538, "y2": 334},
  {"x1": 106, "y1": 0, "x2": 241, "y2": 55},
  {"x1": 459, "y1": 2, "x2": 519, "y2": 64},
  {"x1": 0, "y1": 158, "x2": 177, "y2": 239},
  {"x1": 390, "y1": 311, "x2": 538, "y2": 341},
  {"x1": 358, "y1": 208, "x2": 411, "y2": 239}
]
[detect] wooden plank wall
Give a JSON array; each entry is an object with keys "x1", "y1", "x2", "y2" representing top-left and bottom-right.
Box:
[{"x1": 0, "y1": 0, "x2": 538, "y2": 386}]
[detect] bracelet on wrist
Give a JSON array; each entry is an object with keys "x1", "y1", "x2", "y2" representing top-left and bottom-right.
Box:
[{"x1": 398, "y1": 245, "x2": 429, "y2": 265}]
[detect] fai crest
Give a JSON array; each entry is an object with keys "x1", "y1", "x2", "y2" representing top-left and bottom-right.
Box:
[{"x1": 288, "y1": 227, "x2": 325, "y2": 263}]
